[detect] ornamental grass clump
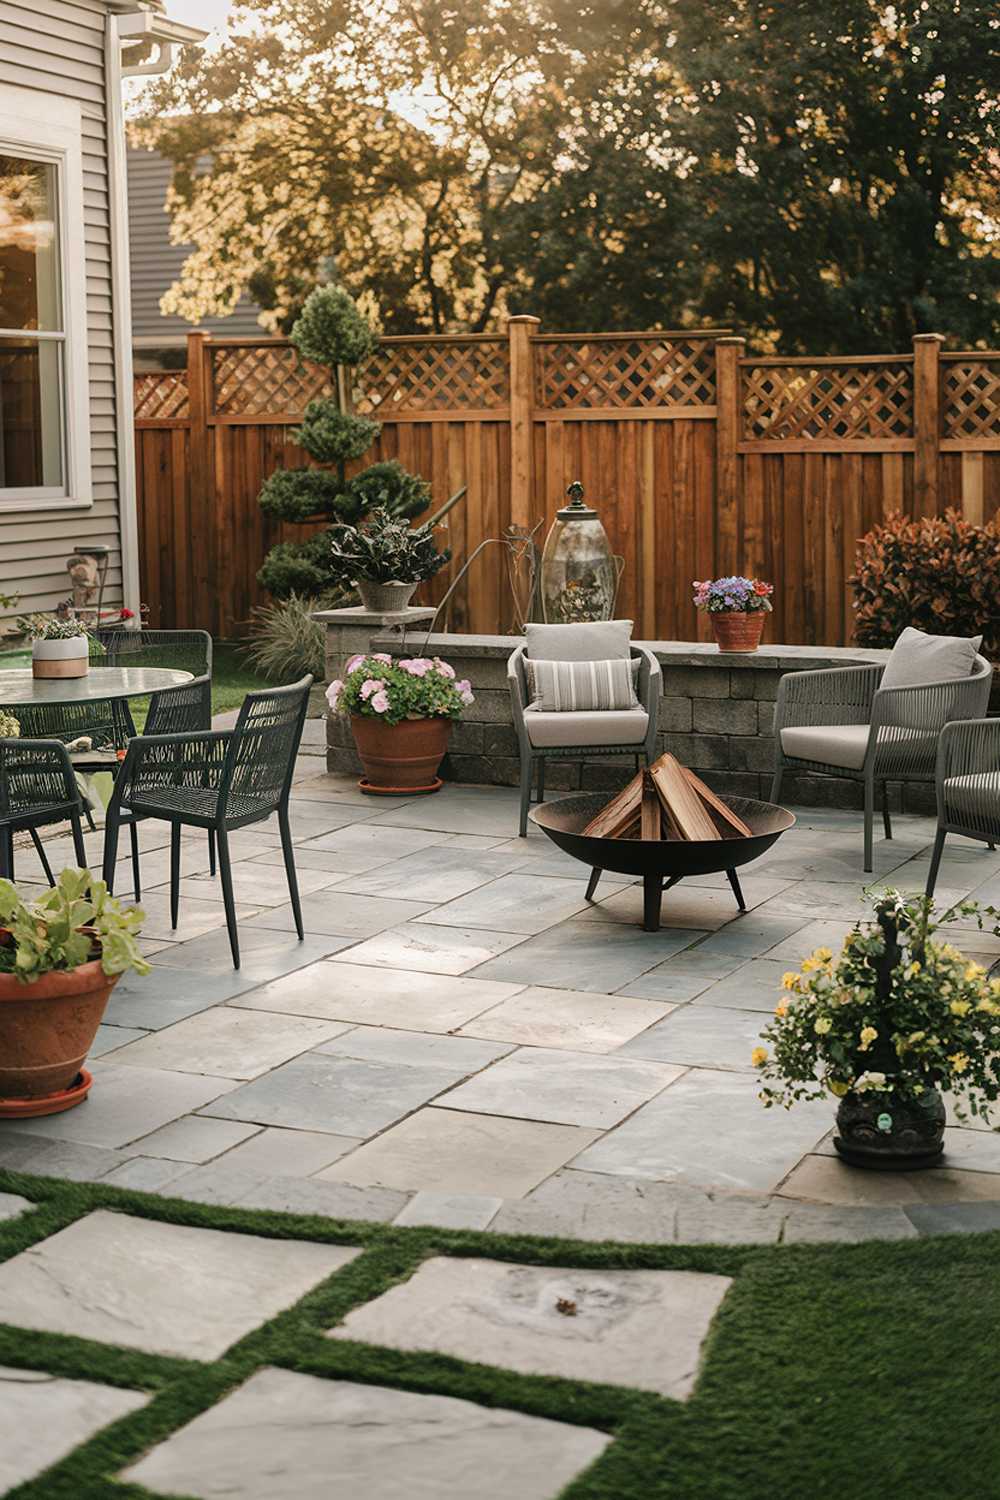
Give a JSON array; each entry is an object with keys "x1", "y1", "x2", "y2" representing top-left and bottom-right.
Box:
[
  {"x1": 754, "y1": 891, "x2": 1000, "y2": 1122},
  {"x1": 326, "y1": 654, "x2": 474, "y2": 726},
  {"x1": 692, "y1": 576, "x2": 773, "y2": 613}
]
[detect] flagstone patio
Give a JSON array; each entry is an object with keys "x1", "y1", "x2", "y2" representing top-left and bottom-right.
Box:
[{"x1": 3, "y1": 768, "x2": 1000, "y2": 1244}]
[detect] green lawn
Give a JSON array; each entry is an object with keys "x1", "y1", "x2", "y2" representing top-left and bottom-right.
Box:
[{"x1": 2, "y1": 1167, "x2": 999, "y2": 1499}]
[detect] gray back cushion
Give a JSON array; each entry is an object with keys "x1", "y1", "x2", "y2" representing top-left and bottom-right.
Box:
[
  {"x1": 880, "y1": 626, "x2": 982, "y2": 690},
  {"x1": 524, "y1": 620, "x2": 633, "y2": 661}
]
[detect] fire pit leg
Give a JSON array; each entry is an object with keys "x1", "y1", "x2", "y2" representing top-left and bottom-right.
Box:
[
  {"x1": 585, "y1": 867, "x2": 602, "y2": 902},
  {"x1": 642, "y1": 873, "x2": 662, "y2": 932},
  {"x1": 726, "y1": 868, "x2": 747, "y2": 912}
]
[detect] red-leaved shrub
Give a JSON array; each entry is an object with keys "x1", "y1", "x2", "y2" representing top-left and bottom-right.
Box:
[{"x1": 852, "y1": 510, "x2": 1000, "y2": 660}]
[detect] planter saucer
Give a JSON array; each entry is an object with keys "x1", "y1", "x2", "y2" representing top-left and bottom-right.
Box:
[
  {"x1": 0, "y1": 1068, "x2": 93, "y2": 1119},
  {"x1": 358, "y1": 777, "x2": 443, "y2": 797}
]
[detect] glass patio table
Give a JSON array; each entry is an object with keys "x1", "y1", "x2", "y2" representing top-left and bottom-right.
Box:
[{"x1": 0, "y1": 666, "x2": 192, "y2": 708}]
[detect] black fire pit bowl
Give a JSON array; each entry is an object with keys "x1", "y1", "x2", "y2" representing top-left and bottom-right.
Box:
[{"x1": 529, "y1": 792, "x2": 795, "y2": 931}]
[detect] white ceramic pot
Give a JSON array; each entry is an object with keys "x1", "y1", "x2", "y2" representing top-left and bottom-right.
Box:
[{"x1": 32, "y1": 635, "x2": 89, "y2": 679}]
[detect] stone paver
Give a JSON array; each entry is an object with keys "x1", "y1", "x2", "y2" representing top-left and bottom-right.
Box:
[
  {"x1": 213, "y1": 1126, "x2": 362, "y2": 1176},
  {"x1": 317, "y1": 1108, "x2": 600, "y2": 1197},
  {"x1": 248, "y1": 890, "x2": 436, "y2": 939},
  {"x1": 91, "y1": 1024, "x2": 149, "y2": 1056},
  {"x1": 232, "y1": 962, "x2": 525, "y2": 1032},
  {"x1": 0, "y1": 1064, "x2": 238, "y2": 1150},
  {"x1": 131, "y1": 1116, "x2": 262, "y2": 1164},
  {"x1": 330, "y1": 922, "x2": 528, "y2": 975},
  {"x1": 415, "y1": 873, "x2": 594, "y2": 935},
  {"x1": 0, "y1": 1367, "x2": 147, "y2": 1493},
  {"x1": 122, "y1": 1368, "x2": 610, "y2": 1500},
  {"x1": 0, "y1": 1191, "x2": 31, "y2": 1221},
  {"x1": 457, "y1": 984, "x2": 672, "y2": 1053},
  {"x1": 0, "y1": 1211, "x2": 358, "y2": 1359},
  {"x1": 329, "y1": 1255, "x2": 731, "y2": 1400},
  {"x1": 152, "y1": 930, "x2": 352, "y2": 978},
  {"x1": 440, "y1": 1047, "x2": 684, "y2": 1129},
  {"x1": 618, "y1": 1004, "x2": 767, "y2": 1070},
  {"x1": 470, "y1": 919, "x2": 703, "y2": 992},
  {"x1": 104, "y1": 965, "x2": 262, "y2": 1030},
  {"x1": 393, "y1": 1191, "x2": 502, "y2": 1230},
  {"x1": 328, "y1": 844, "x2": 530, "y2": 903},
  {"x1": 580, "y1": 876, "x2": 795, "y2": 929},
  {"x1": 777, "y1": 1152, "x2": 1000, "y2": 1206},
  {"x1": 687, "y1": 959, "x2": 790, "y2": 1012},
  {"x1": 110, "y1": 1008, "x2": 350, "y2": 1081}
]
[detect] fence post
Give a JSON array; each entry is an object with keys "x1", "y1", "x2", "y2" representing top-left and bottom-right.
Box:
[
  {"x1": 913, "y1": 333, "x2": 943, "y2": 518},
  {"x1": 508, "y1": 315, "x2": 540, "y2": 529},
  {"x1": 714, "y1": 335, "x2": 745, "y2": 576},
  {"x1": 186, "y1": 332, "x2": 213, "y2": 634}
]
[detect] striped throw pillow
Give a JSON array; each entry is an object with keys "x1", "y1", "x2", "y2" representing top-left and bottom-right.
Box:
[{"x1": 526, "y1": 657, "x2": 639, "y2": 712}]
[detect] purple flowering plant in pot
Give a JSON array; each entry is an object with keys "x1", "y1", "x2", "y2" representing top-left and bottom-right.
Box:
[
  {"x1": 692, "y1": 576, "x2": 773, "y2": 652},
  {"x1": 326, "y1": 653, "x2": 474, "y2": 794}
]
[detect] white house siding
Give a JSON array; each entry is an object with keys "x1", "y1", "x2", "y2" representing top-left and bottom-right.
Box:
[{"x1": 0, "y1": 0, "x2": 123, "y2": 622}]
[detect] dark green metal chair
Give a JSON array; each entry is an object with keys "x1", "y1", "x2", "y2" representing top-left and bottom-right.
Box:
[
  {"x1": 0, "y1": 738, "x2": 87, "y2": 883},
  {"x1": 103, "y1": 677, "x2": 312, "y2": 968}
]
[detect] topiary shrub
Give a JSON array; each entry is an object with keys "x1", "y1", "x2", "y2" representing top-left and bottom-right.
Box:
[
  {"x1": 256, "y1": 284, "x2": 434, "y2": 598},
  {"x1": 852, "y1": 510, "x2": 1000, "y2": 660}
]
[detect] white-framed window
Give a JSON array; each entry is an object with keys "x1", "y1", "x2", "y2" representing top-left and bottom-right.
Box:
[{"x1": 0, "y1": 87, "x2": 92, "y2": 510}]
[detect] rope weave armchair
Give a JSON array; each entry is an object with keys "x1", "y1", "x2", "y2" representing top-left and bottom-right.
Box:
[
  {"x1": 508, "y1": 644, "x2": 661, "y2": 837},
  {"x1": 926, "y1": 719, "x2": 1000, "y2": 899},
  {"x1": 0, "y1": 738, "x2": 87, "y2": 883},
  {"x1": 771, "y1": 656, "x2": 993, "y2": 871},
  {"x1": 103, "y1": 677, "x2": 312, "y2": 968},
  {"x1": 94, "y1": 628, "x2": 213, "y2": 744}
]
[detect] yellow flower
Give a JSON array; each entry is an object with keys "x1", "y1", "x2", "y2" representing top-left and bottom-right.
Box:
[
  {"x1": 751, "y1": 1047, "x2": 768, "y2": 1068},
  {"x1": 801, "y1": 956, "x2": 820, "y2": 974},
  {"x1": 949, "y1": 1053, "x2": 970, "y2": 1074},
  {"x1": 965, "y1": 963, "x2": 985, "y2": 982},
  {"x1": 774, "y1": 1001, "x2": 788, "y2": 1018},
  {"x1": 812, "y1": 946, "x2": 833, "y2": 963},
  {"x1": 814, "y1": 1016, "x2": 832, "y2": 1035},
  {"x1": 859, "y1": 1025, "x2": 878, "y2": 1051},
  {"x1": 908, "y1": 1030, "x2": 926, "y2": 1044},
  {"x1": 905, "y1": 961, "x2": 921, "y2": 978},
  {"x1": 950, "y1": 999, "x2": 971, "y2": 1017},
  {"x1": 829, "y1": 1079, "x2": 850, "y2": 1097},
  {"x1": 781, "y1": 972, "x2": 801, "y2": 991}
]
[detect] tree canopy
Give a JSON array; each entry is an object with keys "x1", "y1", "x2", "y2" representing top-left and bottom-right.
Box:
[{"x1": 135, "y1": 0, "x2": 1000, "y2": 351}]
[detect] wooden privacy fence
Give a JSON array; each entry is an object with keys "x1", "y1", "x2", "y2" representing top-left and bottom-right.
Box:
[{"x1": 133, "y1": 323, "x2": 1000, "y2": 642}]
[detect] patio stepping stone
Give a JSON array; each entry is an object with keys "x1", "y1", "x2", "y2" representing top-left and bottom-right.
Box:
[
  {"x1": 109, "y1": 1007, "x2": 351, "y2": 1080},
  {"x1": 328, "y1": 1255, "x2": 732, "y2": 1400},
  {"x1": 151, "y1": 930, "x2": 353, "y2": 978},
  {"x1": 131, "y1": 1116, "x2": 262, "y2": 1163},
  {"x1": 302, "y1": 823, "x2": 447, "y2": 865},
  {"x1": 617, "y1": 1004, "x2": 768, "y2": 1070},
  {"x1": 176, "y1": 863, "x2": 344, "y2": 907},
  {"x1": 687, "y1": 959, "x2": 790, "y2": 1013},
  {"x1": 575, "y1": 879, "x2": 792, "y2": 930},
  {"x1": 122, "y1": 1367, "x2": 610, "y2": 1500},
  {"x1": 904, "y1": 1201, "x2": 1000, "y2": 1236},
  {"x1": 0, "y1": 1064, "x2": 239, "y2": 1150},
  {"x1": 575, "y1": 1067, "x2": 832, "y2": 1193},
  {"x1": 317, "y1": 1107, "x2": 600, "y2": 1198},
  {"x1": 118, "y1": 890, "x2": 262, "y2": 944},
  {"x1": 0, "y1": 1134, "x2": 129, "y2": 1183},
  {"x1": 90, "y1": 1024, "x2": 150, "y2": 1056},
  {"x1": 232, "y1": 962, "x2": 524, "y2": 1032},
  {"x1": 212, "y1": 1125, "x2": 362, "y2": 1176},
  {"x1": 248, "y1": 891, "x2": 436, "y2": 939},
  {"x1": 414, "y1": 872, "x2": 593, "y2": 935},
  {"x1": 777, "y1": 1152, "x2": 1000, "y2": 1207},
  {"x1": 328, "y1": 922, "x2": 528, "y2": 975},
  {"x1": 0, "y1": 1191, "x2": 31, "y2": 1221},
  {"x1": 0, "y1": 1211, "x2": 359, "y2": 1360},
  {"x1": 393, "y1": 1191, "x2": 502, "y2": 1230},
  {"x1": 439, "y1": 1046, "x2": 684, "y2": 1129},
  {"x1": 457, "y1": 984, "x2": 672, "y2": 1052},
  {"x1": 327, "y1": 843, "x2": 531, "y2": 902},
  {"x1": 0, "y1": 1367, "x2": 147, "y2": 1493},
  {"x1": 470, "y1": 920, "x2": 703, "y2": 993},
  {"x1": 363, "y1": 785, "x2": 525, "y2": 837},
  {"x1": 104, "y1": 965, "x2": 263, "y2": 1031},
  {"x1": 615, "y1": 950, "x2": 745, "y2": 1003}
]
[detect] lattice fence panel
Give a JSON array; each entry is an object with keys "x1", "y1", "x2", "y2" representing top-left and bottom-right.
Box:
[
  {"x1": 211, "y1": 345, "x2": 331, "y2": 417},
  {"x1": 942, "y1": 359, "x2": 1000, "y2": 441},
  {"x1": 534, "y1": 337, "x2": 717, "y2": 409},
  {"x1": 742, "y1": 362, "x2": 913, "y2": 440},
  {"x1": 133, "y1": 371, "x2": 189, "y2": 422},
  {"x1": 352, "y1": 341, "x2": 510, "y2": 414}
]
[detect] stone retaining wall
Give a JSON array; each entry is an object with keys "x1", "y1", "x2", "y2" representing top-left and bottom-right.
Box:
[{"x1": 320, "y1": 616, "x2": 944, "y2": 811}]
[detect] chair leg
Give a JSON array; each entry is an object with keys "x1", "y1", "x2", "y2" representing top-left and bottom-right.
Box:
[
  {"x1": 536, "y1": 758, "x2": 545, "y2": 806},
  {"x1": 926, "y1": 828, "x2": 947, "y2": 900},
  {"x1": 102, "y1": 810, "x2": 121, "y2": 893},
  {"x1": 30, "y1": 828, "x2": 55, "y2": 886},
  {"x1": 208, "y1": 827, "x2": 217, "y2": 877},
  {"x1": 279, "y1": 807, "x2": 303, "y2": 940},
  {"x1": 769, "y1": 766, "x2": 784, "y2": 805},
  {"x1": 518, "y1": 755, "x2": 532, "y2": 837},
  {"x1": 0, "y1": 827, "x2": 12, "y2": 880},
  {"x1": 84, "y1": 804, "x2": 97, "y2": 834},
  {"x1": 863, "y1": 779, "x2": 874, "y2": 873},
  {"x1": 216, "y1": 828, "x2": 240, "y2": 969},
  {"x1": 881, "y1": 784, "x2": 893, "y2": 841},
  {"x1": 169, "y1": 823, "x2": 181, "y2": 930},
  {"x1": 70, "y1": 811, "x2": 88, "y2": 872},
  {"x1": 130, "y1": 822, "x2": 142, "y2": 901}
]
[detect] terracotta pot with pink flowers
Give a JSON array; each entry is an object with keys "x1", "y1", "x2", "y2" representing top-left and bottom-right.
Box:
[
  {"x1": 692, "y1": 576, "x2": 774, "y2": 652},
  {"x1": 326, "y1": 653, "x2": 475, "y2": 794}
]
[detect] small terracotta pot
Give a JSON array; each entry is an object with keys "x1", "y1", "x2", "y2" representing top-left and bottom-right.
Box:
[
  {"x1": 710, "y1": 611, "x2": 766, "y2": 653},
  {"x1": 0, "y1": 957, "x2": 118, "y2": 1105},
  {"x1": 351, "y1": 714, "x2": 451, "y2": 793}
]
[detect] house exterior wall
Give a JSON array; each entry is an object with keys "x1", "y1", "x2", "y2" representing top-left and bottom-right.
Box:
[{"x1": 0, "y1": 0, "x2": 124, "y2": 623}]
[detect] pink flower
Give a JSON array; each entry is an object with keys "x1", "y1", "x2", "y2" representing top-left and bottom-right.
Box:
[
  {"x1": 398, "y1": 657, "x2": 432, "y2": 677},
  {"x1": 460, "y1": 689, "x2": 474, "y2": 706},
  {"x1": 434, "y1": 659, "x2": 456, "y2": 679},
  {"x1": 345, "y1": 654, "x2": 365, "y2": 673},
  {"x1": 370, "y1": 690, "x2": 390, "y2": 713},
  {"x1": 370, "y1": 653, "x2": 393, "y2": 664},
  {"x1": 326, "y1": 679, "x2": 344, "y2": 710},
  {"x1": 359, "y1": 678, "x2": 382, "y2": 700}
]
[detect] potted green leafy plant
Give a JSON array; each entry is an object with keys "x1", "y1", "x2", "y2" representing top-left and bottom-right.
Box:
[
  {"x1": 754, "y1": 891, "x2": 1000, "y2": 1168},
  {"x1": 329, "y1": 507, "x2": 451, "y2": 612},
  {"x1": 18, "y1": 614, "x2": 92, "y2": 680},
  {"x1": 327, "y1": 653, "x2": 474, "y2": 793},
  {"x1": 0, "y1": 870, "x2": 150, "y2": 1117}
]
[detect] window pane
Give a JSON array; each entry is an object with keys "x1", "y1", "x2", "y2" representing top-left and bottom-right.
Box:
[
  {"x1": 0, "y1": 155, "x2": 62, "y2": 332},
  {"x1": 0, "y1": 338, "x2": 63, "y2": 489}
]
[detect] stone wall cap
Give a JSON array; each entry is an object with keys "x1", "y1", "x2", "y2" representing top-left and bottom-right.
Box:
[
  {"x1": 369, "y1": 630, "x2": 890, "y2": 667},
  {"x1": 315, "y1": 606, "x2": 438, "y2": 626}
]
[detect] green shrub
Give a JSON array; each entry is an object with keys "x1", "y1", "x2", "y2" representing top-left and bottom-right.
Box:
[
  {"x1": 257, "y1": 537, "x2": 335, "y2": 598},
  {"x1": 291, "y1": 402, "x2": 381, "y2": 466},
  {"x1": 337, "y1": 460, "x2": 431, "y2": 523},
  {"x1": 852, "y1": 510, "x2": 1000, "y2": 659},
  {"x1": 244, "y1": 591, "x2": 338, "y2": 681},
  {"x1": 290, "y1": 284, "x2": 379, "y2": 367},
  {"x1": 257, "y1": 467, "x2": 344, "y2": 524}
]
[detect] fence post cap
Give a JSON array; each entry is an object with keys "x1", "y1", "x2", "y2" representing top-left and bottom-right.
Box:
[
  {"x1": 507, "y1": 315, "x2": 541, "y2": 327},
  {"x1": 912, "y1": 332, "x2": 946, "y2": 344},
  {"x1": 714, "y1": 335, "x2": 746, "y2": 347}
]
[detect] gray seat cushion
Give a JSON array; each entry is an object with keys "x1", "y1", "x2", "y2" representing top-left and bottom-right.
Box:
[
  {"x1": 880, "y1": 626, "x2": 982, "y2": 690},
  {"x1": 524, "y1": 705, "x2": 648, "y2": 748},
  {"x1": 780, "y1": 723, "x2": 937, "y2": 771},
  {"x1": 524, "y1": 620, "x2": 633, "y2": 662}
]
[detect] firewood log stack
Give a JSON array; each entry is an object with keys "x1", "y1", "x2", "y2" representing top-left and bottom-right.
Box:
[{"x1": 582, "y1": 753, "x2": 751, "y2": 842}]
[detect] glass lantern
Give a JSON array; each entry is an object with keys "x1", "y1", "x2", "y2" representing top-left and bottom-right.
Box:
[{"x1": 540, "y1": 482, "x2": 619, "y2": 624}]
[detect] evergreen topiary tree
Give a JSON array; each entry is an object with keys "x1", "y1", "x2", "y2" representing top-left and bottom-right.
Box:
[{"x1": 256, "y1": 285, "x2": 432, "y2": 598}]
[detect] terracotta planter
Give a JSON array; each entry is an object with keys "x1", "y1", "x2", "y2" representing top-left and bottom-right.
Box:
[
  {"x1": 710, "y1": 611, "x2": 766, "y2": 653},
  {"x1": 351, "y1": 714, "x2": 451, "y2": 794},
  {"x1": 32, "y1": 636, "x2": 89, "y2": 679},
  {"x1": 0, "y1": 957, "x2": 118, "y2": 1111}
]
